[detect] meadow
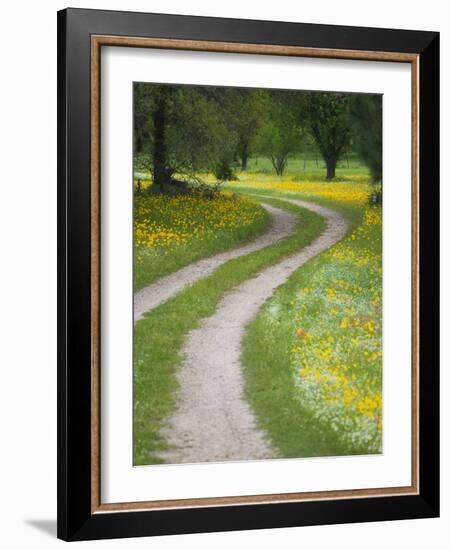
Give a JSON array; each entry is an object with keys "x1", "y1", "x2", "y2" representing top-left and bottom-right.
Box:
[
  {"x1": 134, "y1": 189, "x2": 269, "y2": 290},
  {"x1": 133, "y1": 157, "x2": 383, "y2": 463},
  {"x1": 240, "y1": 186, "x2": 382, "y2": 457},
  {"x1": 134, "y1": 196, "x2": 324, "y2": 464}
]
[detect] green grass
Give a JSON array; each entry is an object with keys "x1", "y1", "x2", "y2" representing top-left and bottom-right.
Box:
[
  {"x1": 134, "y1": 197, "x2": 325, "y2": 465},
  {"x1": 134, "y1": 213, "x2": 270, "y2": 291},
  {"x1": 240, "y1": 155, "x2": 370, "y2": 182},
  {"x1": 241, "y1": 190, "x2": 383, "y2": 457},
  {"x1": 227, "y1": 186, "x2": 365, "y2": 211},
  {"x1": 135, "y1": 154, "x2": 371, "y2": 184},
  {"x1": 242, "y1": 155, "x2": 369, "y2": 179},
  {"x1": 134, "y1": 194, "x2": 271, "y2": 292}
]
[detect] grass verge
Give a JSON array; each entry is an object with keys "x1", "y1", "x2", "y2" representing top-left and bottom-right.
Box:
[
  {"x1": 134, "y1": 197, "x2": 325, "y2": 464},
  {"x1": 134, "y1": 192, "x2": 270, "y2": 291},
  {"x1": 241, "y1": 190, "x2": 383, "y2": 457}
]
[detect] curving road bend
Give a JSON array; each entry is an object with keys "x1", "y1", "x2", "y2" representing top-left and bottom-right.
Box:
[
  {"x1": 134, "y1": 203, "x2": 298, "y2": 323},
  {"x1": 157, "y1": 197, "x2": 348, "y2": 464}
]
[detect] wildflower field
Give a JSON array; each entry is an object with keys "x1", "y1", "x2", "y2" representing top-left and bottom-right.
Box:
[
  {"x1": 241, "y1": 182, "x2": 383, "y2": 456},
  {"x1": 133, "y1": 194, "x2": 324, "y2": 464},
  {"x1": 134, "y1": 189, "x2": 269, "y2": 290},
  {"x1": 133, "y1": 169, "x2": 383, "y2": 460},
  {"x1": 132, "y1": 82, "x2": 385, "y2": 464},
  {"x1": 222, "y1": 176, "x2": 373, "y2": 206},
  {"x1": 291, "y1": 206, "x2": 382, "y2": 453}
]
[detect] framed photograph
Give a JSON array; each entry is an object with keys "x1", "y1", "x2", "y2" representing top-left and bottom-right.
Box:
[{"x1": 57, "y1": 8, "x2": 439, "y2": 541}]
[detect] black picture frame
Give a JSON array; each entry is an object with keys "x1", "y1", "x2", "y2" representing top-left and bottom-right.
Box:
[{"x1": 57, "y1": 7, "x2": 439, "y2": 541}]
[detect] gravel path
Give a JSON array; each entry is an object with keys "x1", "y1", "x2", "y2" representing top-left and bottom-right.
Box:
[
  {"x1": 157, "y1": 197, "x2": 348, "y2": 464},
  {"x1": 134, "y1": 203, "x2": 297, "y2": 323}
]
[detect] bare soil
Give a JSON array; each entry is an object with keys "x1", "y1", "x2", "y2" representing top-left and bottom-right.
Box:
[
  {"x1": 134, "y1": 203, "x2": 298, "y2": 322},
  {"x1": 157, "y1": 198, "x2": 347, "y2": 464}
]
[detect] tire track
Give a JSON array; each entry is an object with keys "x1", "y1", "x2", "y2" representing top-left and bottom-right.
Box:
[
  {"x1": 134, "y1": 203, "x2": 297, "y2": 323},
  {"x1": 157, "y1": 197, "x2": 348, "y2": 464}
]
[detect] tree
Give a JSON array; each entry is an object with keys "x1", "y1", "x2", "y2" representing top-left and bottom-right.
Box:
[
  {"x1": 255, "y1": 92, "x2": 300, "y2": 175},
  {"x1": 197, "y1": 87, "x2": 239, "y2": 180},
  {"x1": 304, "y1": 92, "x2": 352, "y2": 180},
  {"x1": 226, "y1": 89, "x2": 267, "y2": 169},
  {"x1": 133, "y1": 84, "x2": 152, "y2": 157},
  {"x1": 350, "y1": 94, "x2": 382, "y2": 183},
  {"x1": 133, "y1": 83, "x2": 233, "y2": 192},
  {"x1": 151, "y1": 85, "x2": 172, "y2": 191}
]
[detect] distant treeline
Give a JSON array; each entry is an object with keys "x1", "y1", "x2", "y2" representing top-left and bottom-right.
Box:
[{"x1": 134, "y1": 83, "x2": 382, "y2": 191}]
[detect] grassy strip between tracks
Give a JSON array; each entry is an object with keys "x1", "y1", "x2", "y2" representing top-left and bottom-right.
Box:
[
  {"x1": 134, "y1": 195, "x2": 325, "y2": 465},
  {"x1": 241, "y1": 189, "x2": 382, "y2": 457}
]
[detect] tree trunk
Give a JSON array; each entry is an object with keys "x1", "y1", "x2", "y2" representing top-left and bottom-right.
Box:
[
  {"x1": 272, "y1": 156, "x2": 287, "y2": 176},
  {"x1": 135, "y1": 134, "x2": 143, "y2": 155},
  {"x1": 152, "y1": 89, "x2": 172, "y2": 192},
  {"x1": 326, "y1": 156, "x2": 336, "y2": 180},
  {"x1": 240, "y1": 142, "x2": 248, "y2": 170}
]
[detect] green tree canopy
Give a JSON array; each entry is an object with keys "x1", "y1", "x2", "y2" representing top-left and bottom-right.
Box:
[
  {"x1": 303, "y1": 92, "x2": 352, "y2": 180},
  {"x1": 255, "y1": 91, "x2": 301, "y2": 175},
  {"x1": 350, "y1": 94, "x2": 382, "y2": 183},
  {"x1": 134, "y1": 83, "x2": 234, "y2": 192},
  {"x1": 225, "y1": 88, "x2": 267, "y2": 169},
  {"x1": 134, "y1": 82, "x2": 382, "y2": 190}
]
